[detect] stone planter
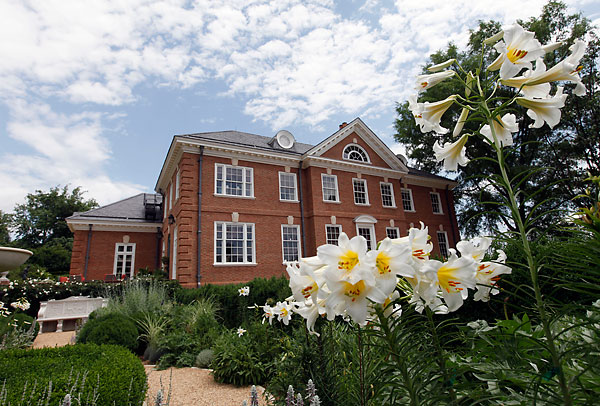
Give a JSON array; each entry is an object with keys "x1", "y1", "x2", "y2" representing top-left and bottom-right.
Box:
[{"x1": 0, "y1": 247, "x2": 33, "y2": 284}]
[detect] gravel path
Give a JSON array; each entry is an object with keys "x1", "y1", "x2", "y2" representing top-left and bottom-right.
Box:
[{"x1": 32, "y1": 332, "x2": 270, "y2": 405}]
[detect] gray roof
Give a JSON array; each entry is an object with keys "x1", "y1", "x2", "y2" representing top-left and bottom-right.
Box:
[
  {"x1": 68, "y1": 193, "x2": 162, "y2": 223},
  {"x1": 406, "y1": 166, "x2": 456, "y2": 183},
  {"x1": 178, "y1": 131, "x2": 314, "y2": 154}
]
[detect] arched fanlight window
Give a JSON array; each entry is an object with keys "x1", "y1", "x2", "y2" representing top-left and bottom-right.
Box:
[{"x1": 342, "y1": 144, "x2": 370, "y2": 163}]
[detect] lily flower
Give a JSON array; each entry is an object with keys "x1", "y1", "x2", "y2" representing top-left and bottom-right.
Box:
[
  {"x1": 453, "y1": 107, "x2": 470, "y2": 136},
  {"x1": 274, "y1": 301, "x2": 294, "y2": 325},
  {"x1": 325, "y1": 277, "x2": 388, "y2": 325},
  {"x1": 317, "y1": 233, "x2": 375, "y2": 287},
  {"x1": 456, "y1": 237, "x2": 492, "y2": 262},
  {"x1": 433, "y1": 133, "x2": 470, "y2": 171},
  {"x1": 480, "y1": 113, "x2": 519, "y2": 147},
  {"x1": 238, "y1": 286, "x2": 250, "y2": 296},
  {"x1": 502, "y1": 40, "x2": 587, "y2": 96},
  {"x1": 428, "y1": 58, "x2": 456, "y2": 72},
  {"x1": 294, "y1": 299, "x2": 327, "y2": 335},
  {"x1": 415, "y1": 70, "x2": 455, "y2": 92},
  {"x1": 237, "y1": 327, "x2": 246, "y2": 337},
  {"x1": 409, "y1": 94, "x2": 457, "y2": 134},
  {"x1": 371, "y1": 238, "x2": 414, "y2": 297},
  {"x1": 421, "y1": 251, "x2": 477, "y2": 312},
  {"x1": 501, "y1": 58, "x2": 551, "y2": 98},
  {"x1": 487, "y1": 23, "x2": 544, "y2": 79},
  {"x1": 261, "y1": 304, "x2": 275, "y2": 325},
  {"x1": 517, "y1": 86, "x2": 567, "y2": 129},
  {"x1": 392, "y1": 222, "x2": 434, "y2": 264},
  {"x1": 286, "y1": 259, "x2": 325, "y2": 305},
  {"x1": 473, "y1": 250, "x2": 512, "y2": 302}
]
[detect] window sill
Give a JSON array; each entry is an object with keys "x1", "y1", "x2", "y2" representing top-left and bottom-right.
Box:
[
  {"x1": 433, "y1": 212, "x2": 444, "y2": 215},
  {"x1": 354, "y1": 203, "x2": 371, "y2": 207},
  {"x1": 214, "y1": 194, "x2": 256, "y2": 200},
  {"x1": 404, "y1": 209, "x2": 416, "y2": 213},
  {"x1": 213, "y1": 262, "x2": 258, "y2": 267},
  {"x1": 323, "y1": 200, "x2": 341, "y2": 204},
  {"x1": 279, "y1": 199, "x2": 299, "y2": 203},
  {"x1": 383, "y1": 205, "x2": 397, "y2": 209}
]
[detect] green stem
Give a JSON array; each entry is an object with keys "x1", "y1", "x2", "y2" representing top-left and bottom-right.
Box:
[
  {"x1": 426, "y1": 308, "x2": 457, "y2": 404},
  {"x1": 484, "y1": 112, "x2": 572, "y2": 406},
  {"x1": 357, "y1": 325, "x2": 365, "y2": 406}
]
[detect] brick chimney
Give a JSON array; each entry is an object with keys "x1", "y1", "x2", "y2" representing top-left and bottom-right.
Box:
[{"x1": 339, "y1": 122, "x2": 348, "y2": 129}]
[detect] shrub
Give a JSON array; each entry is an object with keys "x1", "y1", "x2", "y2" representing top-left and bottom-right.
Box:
[
  {"x1": 195, "y1": 349, "x2": 214, "y2": 368},
  {"x1": 77, "y1": 313, "x2": 138, "y2": 351},
  {"x1": 0, "y1": 344, "x2": 146, "y2": 405}
]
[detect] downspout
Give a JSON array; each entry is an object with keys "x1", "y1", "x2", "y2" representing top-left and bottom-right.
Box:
[
  {"x1": 445, "y1": 185, "x2": 458, "y2": 247},
  {"x1": 197, "y1": 146, "x2": 204, "y2": 287},
  {"x1": 298, "y1": 160, "x2": 306, "y2": 257},
  {"x1": 155, "y1": 227, "x2": 161, "y2": 270},
  {"x1": 83, "y1": 224, "x2": 92, "y2": 280}
]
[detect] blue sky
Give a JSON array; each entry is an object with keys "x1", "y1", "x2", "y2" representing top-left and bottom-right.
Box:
[{"x1": 1, "y1": 0, "x2": 598, "y2": 212}]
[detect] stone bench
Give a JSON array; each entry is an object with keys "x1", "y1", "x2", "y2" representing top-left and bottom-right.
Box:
[{"x1": 37, "y1": 296, "x2": 108, "y2": 333}]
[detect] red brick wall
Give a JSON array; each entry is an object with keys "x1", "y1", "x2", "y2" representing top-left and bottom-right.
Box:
[
  {"x1": 320, "y1": 132, "x2": 392, "y2": 169},
  {"x1": 70, "y1": 230, "x2": 159, "y2": 281}
]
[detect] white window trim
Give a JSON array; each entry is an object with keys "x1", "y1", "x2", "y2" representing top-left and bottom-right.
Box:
[
  {"x1": 214, "y1": 163, "x2": 255, "y2": 198},
  {"x1": 352, "y1": 178, "x2": 370, "y2": 206},
  {"x1": 380, "y1": 182, "x2": 396, "y2": 208},
  {"x1": 175, "y1": 169, "x2": 180, "y2": 200},
  {"x1": 168, "y1": 182, "x2": 173, "y2": 212},
  {"x1": 437, "y1": 231, "x2": 450, "y2": 258},
  {"x1": 401, "y1": 188, "x2": 415, "y2": 212},
  {"x1": 325, "y1": 224, "x2": 342, "y2": 245},
  {"x1": 113, "y1": 243, "x2": 136, "y2": 278},
  {"x1": 355, "y1": 224, "x2": 376, "y2": 250},
  {"x1": 342, "y1": 143, "x2": 371, "y2": 163},
  {"x1": 213, "y1": 221, "x2": 256, "y2": 265},
  {"x1": 321, "y1": 173, "x2": 340, "y2": 203},
  {"x1": 386, "y1": 227, "x2": 400, "y2": 239},
  {"x1": 278, "y1": 172, "x2": 298, "y2": 202},
  {"x1": 430, "y1": 192, "x2": 444, "y2": 214},
  {"x1": 172, "y1": 226, "x2": 178, "y2": 279},
  {"x1": 281, "y1": 224, "x2": 301, "y2": 263}
]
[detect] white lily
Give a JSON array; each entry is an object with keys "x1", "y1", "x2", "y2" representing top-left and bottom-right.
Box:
[
  {"x1": 391, "y1": 222, "x2": 433, "y2": 264},
  {"x1": 294, "y1": 299, "x2": 327, "y2": 335},
  {"x1": 480, "y1": 113, "x2": 519, "y2": 147},
  {"x1": 453, "y1": 107, "x2": 470, "y2": 136},
  {"x1": 371, "y1": 238, "x2": 414, "y2": 297},
  {"x1": 286, "y1": 259, "x2": 325, "y2": 306},
  {"x1": 428, "y1": 58, "x2": 456, "y2": 72},
  {"x1": 409, "y1": 94, "x2": 457, "y2": 134},
  {"x1": 517, "y1": 86, "x2": 567, "y2": 129},
  {"x1": 421, "y1": 251, "x2": 477, "y2": 312},
  {"x1": 473, "y1": 250, "x2": 512, "y2": 302},
  {"x1": 501, "y1": 58, "x2": 551, "y2": 98},
  {"x1": 237, "y1": 327, "x2": 246, "y2": 337},
  {"x1": 487, "y1": 23, "x2": 544, "y2": 79},
  {"x1": 502, "y1": 40, "x2": 587, "y2": 96},
  {"x1": 415, "y1": 70, "x2": 455, "y2": 92},
  {"x1": 433, "y1": 133, "x2": 470, "y2": 171},
  {"x1": 274, "y1": 301, "x2": 294, "y2": 325},
  {"x1": 456, "y1": 237, "x2": 492, "y2": 262},
  {"x1": 317, "y1": 233, "x2": 375, "y2": 287},
  {"x1": 325, "y1": 277, "x2": 388, "y2": 325},
  {"x1": 261, "y1": 304, "x2": 275, "y2": 325}
]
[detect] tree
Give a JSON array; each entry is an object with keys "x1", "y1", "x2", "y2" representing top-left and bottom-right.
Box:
[
  {"x1": 11, "y1": 186, "x2": 98, "y2": 275},
  {"x1": 394, "y1": 1, "x2": 599, "y2": 236},
  {"x1": 12, "y1": 186, "x2": 98, "y2": 248},
  {"x1": 0, "y1": 210, "x2": 11, "y2": 245}
]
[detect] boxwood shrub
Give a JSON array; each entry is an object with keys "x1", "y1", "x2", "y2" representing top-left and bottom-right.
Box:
[
  {"x1": 0, "y1": 344, "x2": 146, "y2": 405},
  {"x1": 77, "y1": 313, "x2": 139, "y2": 351}
]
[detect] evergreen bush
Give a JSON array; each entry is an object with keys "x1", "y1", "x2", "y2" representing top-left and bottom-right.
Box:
[{"x1": 77, "y1": 313, "x2": 138, "y2": 351}]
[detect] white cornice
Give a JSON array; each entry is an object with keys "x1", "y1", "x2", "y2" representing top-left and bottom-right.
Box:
[{"x1": 67, "y1": 219, "x2": 161, "y2": 233}]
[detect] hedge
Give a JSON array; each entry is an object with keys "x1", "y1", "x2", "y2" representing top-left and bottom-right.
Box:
[{"x1": 0, "y1": 344, "x2": 147, "y2": 405}]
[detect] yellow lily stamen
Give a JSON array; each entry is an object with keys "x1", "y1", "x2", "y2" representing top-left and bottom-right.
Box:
[
  {"x1": 376, "y1": 252, "x2": 392, "y2": 275},
  {"x1": 338, "y1": 250, "x2": 359, "y2": 272},
  {"x1": 343, "y1": 280, "x2": 366, "y2": 302}
]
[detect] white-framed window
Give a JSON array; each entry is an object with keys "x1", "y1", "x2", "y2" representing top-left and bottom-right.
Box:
[
  {"x1": 168, "y1": 182, "x2": 173, "y2": 212},
  {"x1": 437, "y1": 231, "x2": 450, "y2": 258},
  {"x1": 321, "y1": 174, "x2": 339, "y2": 202},
  {"x1": 430, "y1": 192, "x2": 443, "y2": 214},
  {"x1": 172, "y1": 226, "x2": 178, "y2": 279},
  {"x1": 352, "y1": 178, "x2": 369, "y2": 205},
  {"x1": 113, "y1": 243, "x2": 136, "y2": 278},
  {"x1": 281, "y1": 225, "x2": 301, "y2": 262},
  {"x1": 386, "y1": 227, "x2": 400, "y2": 239},
  {"x1": 380, "y1": 182, "x2": 396, "y2": 208},
  {"x1": 356, "y1": 224, "x2": 376, "y2": 250},
  {"x1": 175, "y1": 169, "x2": 180, "y2": 200},
  {"x1": 401, "y1": 188, "x2": 415, "y2": 212},
  {"x1": 325, "y1": 224, "x2": 342, "y2": 245},
  {"x1": 342, "y1": 144, "x2": 370, "y2": 163},
  {"x1": 279, "y1": 172, "x2": 298, "y2": 202},
  {"x1": 215, "y1": 163, "x2": 254, "y2": 198},
  {"x1": 214, "y1": 222, "x2": 255, "y2": 264}
]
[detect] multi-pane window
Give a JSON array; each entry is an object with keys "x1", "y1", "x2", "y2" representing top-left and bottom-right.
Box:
[
  {"x1": 431, "y1": 192, "x2": 443, "y2": 214},
  {"x1": 357, "y1": 226, "x2": 375, "y2": 250},
  {"x1": 114, "y1": 243, "x2": 136, "y2": 278},
  {"x1": 168, "y1": 183, "x2": 173, "y2": 211},
  {"x1": 215, "y1": 164, "x2": 254, "y2": 197},
  {"x1": 281, "y1": 225, "x2": 301, "y2": 262},
  {"x1": 215, "y1": 222, "x2": 255, "y2": 264},
  {"x1": 380, "y1": 182, "x2": 395, "y2": 208},
  {"x1": 175, "y1": 170, "x2": 180, "y2": 200},
  {"x1": 437, "y1": 231, "x2": 449, "y2": 258},
  {"x1": 353, "y1": 179, "x2": 369, "y2": 205},
  {"x1": 279, "y1": 172, "x2": 298, "y2": 201},
  {"x1": 386, "y1": 227, "x2": 400, "y2": 239},
  {"x1": 321, "y1": 174, "x2": 339, "y2": 202},
  {"x1": 342, "y1": 144, "x2": 370, "y2": 163},
  {"x1": 401, "y1": 188, "x2": 415, "y2": 212},
  {"x1": 326, "y1": 225, "x2": 342, "y2": 245}
]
